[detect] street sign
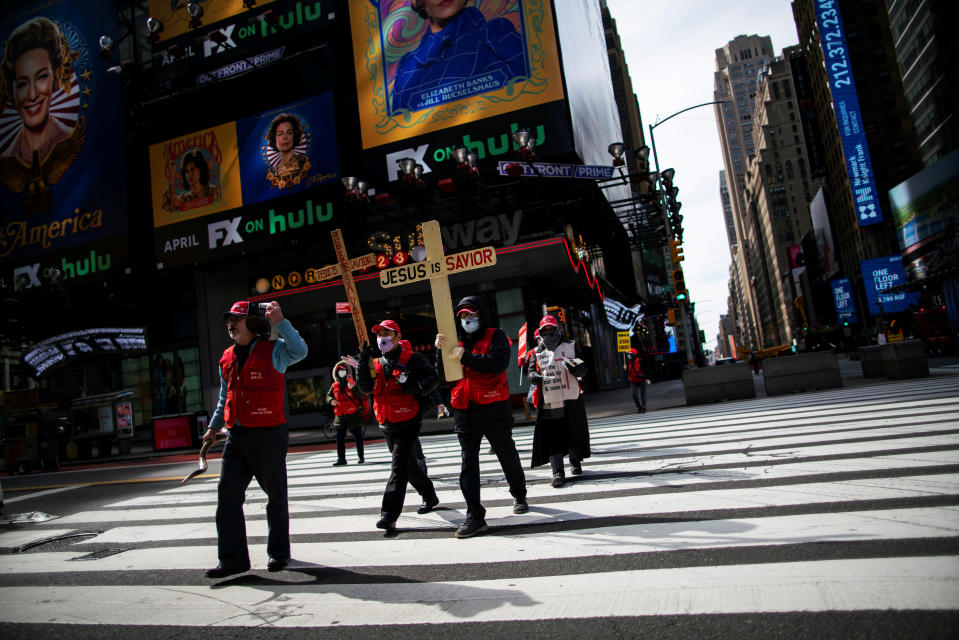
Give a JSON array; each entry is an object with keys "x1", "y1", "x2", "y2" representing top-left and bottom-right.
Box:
[
  {"x1": 335, "y1": 302, "x2": 351, "y2": 314},
  {"x1": 497, "y1": 161, "x2": 615, "y2": 180},
  {"x1": 616, "y1": 331, "x2": 631, "y2": 352}
]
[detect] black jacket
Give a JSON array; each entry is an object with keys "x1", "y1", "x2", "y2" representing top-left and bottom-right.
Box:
[{"x1": 437, "y1": 295, "x2": 514, "y2": 433}]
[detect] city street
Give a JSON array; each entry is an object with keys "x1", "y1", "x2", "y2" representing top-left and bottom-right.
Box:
[{"x1": 1, "y1": 368, "x2": 958, "y2": 638}]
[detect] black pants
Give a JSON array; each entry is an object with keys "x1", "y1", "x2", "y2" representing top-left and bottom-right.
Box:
[
  {"x1": 458, "y1": 429, "x2": 527, "y2": 520},
  {"x1": 630, "y1": 381, "x2": 647, "y2": 409},
  {"x1": 381, "y1": 419, "x2": 436, "y2": 520},
  {"x1": 216, "y1": 424, "x2": 289, "y2": 568},
  {"x1": 336, "y1": 426, "x2": 364, "y2": 462}
]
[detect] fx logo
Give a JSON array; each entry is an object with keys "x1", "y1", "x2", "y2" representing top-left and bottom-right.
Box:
[
  {"x1": 208, "y1": 217, "x2": 244, "y2": 248},
  {"x1": 203, "y1": 25, "x2": 236, "y2": 57},
  {"x1": 13, "y1": 263, "x2": 41, "y2": 289},
  {"x1": 385, "y1": 145, "x2": 430, "y2": 181}
]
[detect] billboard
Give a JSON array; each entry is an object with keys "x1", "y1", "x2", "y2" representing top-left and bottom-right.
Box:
[
  {"x1": 814, "y1": 0, "x2": 882, "y2": 227},
  {"x1": 809, "y1": 187, "x2": 839, "y2": 279},
  {"x1": 146, "y1": 0, "x2": 280, "y2": 44},
  {"x1": 860, "y1": 255, "x2": 920, "y2": 317},
  {"x1": 889, "y1": 147, "x2": 959, "y2": 254},
  {"x1": 0, "y1": 0, "x2": 128, "y2": 266},
  {"x1": 149, "y1": 93, "x2": 339, "y2": 228},
  {"x1": 830, "y1": 277, "x2": 857, "y2": 324},
  {"x1": 349, "y1": 0, "x2": 565, "y2": 150}
]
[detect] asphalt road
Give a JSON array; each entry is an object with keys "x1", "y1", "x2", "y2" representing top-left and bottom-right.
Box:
[{"x1": 1, "y1": 370, "x2": 958, "y2": 639}]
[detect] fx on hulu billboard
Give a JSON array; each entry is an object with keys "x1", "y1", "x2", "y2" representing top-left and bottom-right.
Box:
[
  {"x1": 349, "y1": 0, "x2": 566, "y2": 150},
  {"x1": 148, "y1": 93, "x2": 339, "y2": 229}
]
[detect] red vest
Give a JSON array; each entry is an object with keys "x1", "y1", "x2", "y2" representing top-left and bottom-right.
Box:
[
  {"x1": 627, "y1": 358, "x2": 646, "y2": 383},
  {"x1": 372, "y1": 348, "x2": 420, "y2": 424},
  {"x1": 450, "y1": 328, "x2": 510, "y2": 409},
  {"x1": 331, "y1": 382, "x2": 363, "y2": 416},
  {"x1": 219, "y1": 340, "x2": 285, "y2": 428}
]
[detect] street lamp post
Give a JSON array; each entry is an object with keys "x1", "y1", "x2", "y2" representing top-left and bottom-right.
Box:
[{"x1": 647, "y1": 100, "x2": 727, "y2": 368}]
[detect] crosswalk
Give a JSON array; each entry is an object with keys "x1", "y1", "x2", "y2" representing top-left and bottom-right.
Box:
[{"x1": 1, "y1": 377, "x2": 958, "y2": 634}]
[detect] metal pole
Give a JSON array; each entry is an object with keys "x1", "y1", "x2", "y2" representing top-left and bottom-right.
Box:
[
  {"x1": 647, "y1": 100, "x2": 727, "y2": 369},
  {"x1": 648, "y1": 122, "x2": 694, "y2": 368},
  {"x1": 335, "y1": 304, "x2": 342, "y2": 356}
]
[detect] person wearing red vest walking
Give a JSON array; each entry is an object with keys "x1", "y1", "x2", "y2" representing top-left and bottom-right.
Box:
[
  {"x1": 202, "y1": 300, "x2": 307, "y2": 579},
  {"x1": 356, "y1": 319, "x2": 440, "y2": 532},
  {"x1": 626, "y1": 348, "x2": 648, "y2": 413},
  {"x1": 435, "y1": 296, "x2": 529, "y2": 538},
  {"x1": 327, "y1": 360, "x2": 366, "y2": 466}
]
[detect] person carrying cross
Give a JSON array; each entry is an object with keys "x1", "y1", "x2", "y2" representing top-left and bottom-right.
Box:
[
  {"x1": 435, "y1": 295, "x2": 529, "y2": 539},
  {"x1": 357, "y1": 319, "x2": 440, "y2": 532}
]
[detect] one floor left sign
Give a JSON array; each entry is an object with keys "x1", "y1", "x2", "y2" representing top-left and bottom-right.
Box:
[
  {"x1": 860, "y1": 255, "x2": 920, "y2": 317},
  {"x1": 830, "y1": 277, "x2": 858, "y2": 324}
]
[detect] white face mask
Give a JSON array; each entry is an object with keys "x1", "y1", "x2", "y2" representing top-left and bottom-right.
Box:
[
  {"x1": 461, "y1": 317, "x2": 480, "y2": 334},
  {"x1": 377, "y1": 336, "x2": 394, "y2": 352},
  {"x1": 337, "y1": 369, "x2": 347, "y2": 378}
]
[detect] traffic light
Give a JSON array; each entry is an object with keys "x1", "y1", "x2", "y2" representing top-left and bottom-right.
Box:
[
  {"x1": 667, "y1": 309, "x2": 677, "y2": 325},
  {"x1": 669, "y1": 239, "x2": 684, "y2": 265},
  {"x1": 673, "y1": 269, "x2": 687, "y2": 301}
]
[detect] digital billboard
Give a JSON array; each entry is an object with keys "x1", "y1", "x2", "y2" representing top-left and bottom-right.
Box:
[
  {"x1": 149, "y1": 93, "x2": 339, "y2": 228},
  {"x1": 830, "y1": 277, "x2": 857, "y2": 324},
  {"x1": 889, "y1": 147, "x2": 959, "y2": 253},
  {"x1": 860, "y1": 255, "x2": 920, "y2": 317},
  {"x1": 349, "y1": 0, "x2": 566, "y2": 150},
  {"x1": 0, "y1": 0, "x2": 128, "y2": 266},
  {"x1": 146, "y1": 0, "x2": 280, "y2": 44},
  {"x1": 814, "y1": 0, "x2": 882, "y2": 227}
]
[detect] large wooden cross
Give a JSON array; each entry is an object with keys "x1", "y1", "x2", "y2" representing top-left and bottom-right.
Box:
[
  {"x1": 379, "y1": 219, "x2": 497, "y2": 381},
  {"x1": 313, "y1": 229, "x2": 376, "y2": 349}
]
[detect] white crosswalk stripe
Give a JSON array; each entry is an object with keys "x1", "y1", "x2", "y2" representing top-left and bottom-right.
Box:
[{"x1": 1, "y1": 376, "x2": 958, "y2": 634}]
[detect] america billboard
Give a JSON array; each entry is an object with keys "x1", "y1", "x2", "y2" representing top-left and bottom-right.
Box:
[{"x1": 0, "y1": 0, "x2": 128, "y2": 271}]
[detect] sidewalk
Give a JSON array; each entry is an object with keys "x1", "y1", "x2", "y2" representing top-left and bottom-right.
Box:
[{"x1": 24, "y1": 354, "x2": 959, "y2": 470}]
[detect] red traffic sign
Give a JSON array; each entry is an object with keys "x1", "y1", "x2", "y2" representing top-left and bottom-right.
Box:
[{"x1": 335, "y1": 302, "x2": 351, "y2": 314}]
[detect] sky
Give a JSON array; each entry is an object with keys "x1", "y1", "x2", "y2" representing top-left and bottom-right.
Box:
[{"x1": 605, "y1": 0, "x2": 801, "y2": 353}]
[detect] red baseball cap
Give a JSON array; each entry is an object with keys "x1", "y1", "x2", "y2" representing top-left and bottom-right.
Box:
[
  {"x1": 456, "y1": 305, "x2": 478, "y2": 316},
  {"x1": 223, "y1": 300, "x2": 250, "y2": 320},
  {"x1": 372, "y1": 319, "x2": 401, "y2": 334},
  {"x1": 538, "y1": 314, "x2": 559, "y2": 329}
]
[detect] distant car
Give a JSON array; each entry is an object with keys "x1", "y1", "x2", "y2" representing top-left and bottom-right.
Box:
[{"x1": 714, "y1": 358, "x2": 735, "y2": 366}]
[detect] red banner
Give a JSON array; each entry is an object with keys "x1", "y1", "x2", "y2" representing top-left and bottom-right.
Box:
[{"x1": 517, "y1": 322, "x2": 528, "y2": 368}]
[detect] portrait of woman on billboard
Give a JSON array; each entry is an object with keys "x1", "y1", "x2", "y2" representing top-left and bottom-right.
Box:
[
  {"x1": 351, "y1": 0, "x2": 564, "y2": 149},
  {"x1": 264, "y1": 112, "x2": 312, "y2": 189},
  {"x1": 0, "y1": 16, "x2": 86, "y2": 213},
  {"x1": 161, "y1": 148, "x2": 222, "y2": 212},
  {"x1": 390, "y1": 0, "x2": 528, "y2": 113}
]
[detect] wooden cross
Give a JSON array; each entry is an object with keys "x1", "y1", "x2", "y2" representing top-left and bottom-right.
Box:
[
  {"x1": 378, "y1": 219, "x2": 497, "y2": 381},
  {"x1": 312, "y1": 229, "x2": 376, "y2": 349}
]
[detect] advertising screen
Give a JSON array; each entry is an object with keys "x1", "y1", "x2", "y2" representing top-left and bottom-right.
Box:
[
  {"x1": 814, "y1": 0, "x2": 882, "y2": 227},
  {"x1": 0, "y1": 0, "x2": 128, "y2": 265},
  {"x1": 860, "y1": 255, "x2": 920, "y2": 317},
  {"x1": 888, "y1": 147, "x2": 959, "y2": 253},
  {"x1": 830, "y1": 277, "x2": 857, "y2": 324},
  {"x1": 146, "y1": 0, "x2": 280, "y2": 44},
  {"x1": 149, "y1": 93, "x2": 339, "y2": 228},
  {"x1": 349, "y1": 0, "x2": 566, "y2": 150}
]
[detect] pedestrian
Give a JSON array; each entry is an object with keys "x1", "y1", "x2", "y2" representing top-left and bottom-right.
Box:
[
  {"x1": 626, "y1": 348, "x2": 648, "y2": 413},
  {"x1": 357, "y1": 319, "x2": 440, "y2": 532},
  {"x1": 527, "y1": 314, "x2": 590, "y2": 487},
  {"x1": 435, "y1": 296, "x2": 529, "y2": 539},
  {"x1": 202, "y1": 300, "x2": 307, "y2": 578},
  {"x1": 327, "y1": 360, "x2": 366, "y2": 466}
]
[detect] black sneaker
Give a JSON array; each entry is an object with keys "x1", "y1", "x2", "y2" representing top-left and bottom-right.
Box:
[
  {"x1": 204, "y1": 563, "x2": 250, "y2": 579},
  {"x1": 376, "y1": 515, "x2": 397, "y2": 532},
  {"x1": 455, "y1": 516, "x2": 489, "y2": 538},
  {"x1": 357, "y1": 457, "x2": 365, "y2": 464},
  {"x1": 417, "y1": 496, "x2": 440, "y2": 514},
  {"x1": 571, "y1": 463, "x2": 583, "y2": 476},
  {"x1": 551, "y1": 474, "x2": 565, "y2": 488},
  {"x1": 332, "y1": 460, "x2": 347, "y2": 467},
  {"x1": 513, "y1": 498, "x2": 529, "y2": 514}
]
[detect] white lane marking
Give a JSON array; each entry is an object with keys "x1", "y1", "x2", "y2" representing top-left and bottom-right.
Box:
[
  {"x1": 2, "y1": 485, "x2": 86, "y2": 503},
  {"x1": 78, "y1": 474, "x2": 959, "y2": 540},
  {"x1": 0, "y1": 556, "x2": 955, "y2": 626},
  {"x1": 104, "y1": 449, "x2": 959, "y2": 509}
]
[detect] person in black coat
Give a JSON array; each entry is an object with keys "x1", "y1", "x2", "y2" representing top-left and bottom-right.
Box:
[
  {"x1": 357, "y1": 319, "x2": 440, "y2": 532},
  {"x1": 435, "y1": 295, "x2": 529, "y2": 538}
]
